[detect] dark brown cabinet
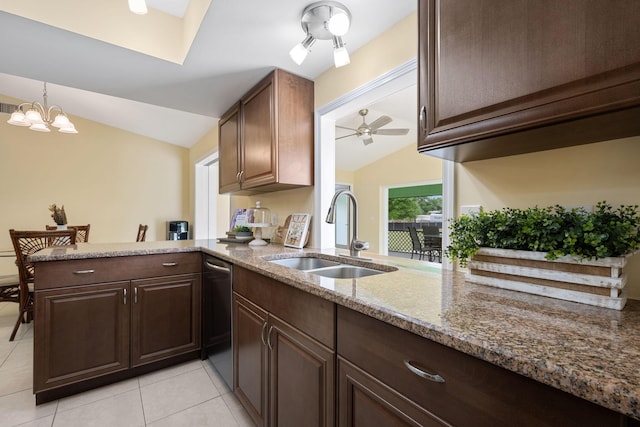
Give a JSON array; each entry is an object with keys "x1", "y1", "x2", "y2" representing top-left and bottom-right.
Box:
[
  {"x1": 337, "y1": 306, "x2": 627, "y2": 427},
  {"x1": 33, "y1": 253, "x2": 202, "y2": 401},
  {"x1": 233, "y1": 267, "x2": 335, "y2": 427},
  {"x1": 218, "y1": 68, "x2": 314, "y2": 194},
  {"x1": 131, "y1": 274, "x2": 201, "y2": 367},
  {"x1": 418, "y1": 0, "x2": 640, "y2": 162},
  {"x1": 34, "y1": 281, "x2": 130, "y2": 393}
]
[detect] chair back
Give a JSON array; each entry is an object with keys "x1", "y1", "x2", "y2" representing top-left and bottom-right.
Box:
[
  {"x1": 9, "y1": 229, "x2": 77, "y2": 287},
  {"x1": 422, "y1": 225, "x2": 440, "y2": 237},
  {"x1": 46, "y1": 224, "x2": 90, "y2": 243},
  {"x1": 408, "y1": 227, "x2": 424, "y2": 251},
  {"x1": 136, "y1": 224, "x2": 148, "y2": 242}
]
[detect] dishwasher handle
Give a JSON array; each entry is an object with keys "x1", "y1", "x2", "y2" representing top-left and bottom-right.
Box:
[{"x1": 206, "y1": 261, "x2": 231, "y2": 273}]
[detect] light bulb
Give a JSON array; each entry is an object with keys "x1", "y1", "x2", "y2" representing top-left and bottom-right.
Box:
[
  {"x1": 328, "y1": 12, "x2": 350, "y2": 36},
  {"x1": 332, "y1": 36, "x2": 350, "y2": 68},
  {"x1": 25, "y1": 108, "x2": 44, "y2": 124},
  {"x1": 52, "y1": 113, "x2": 70, "y2": 128},
  {"x1": 7, "y1": 110, "x2": 30, "y2": 126},
  {"x1": 128, "y1": 0, "x2": 148, "y2": 15},
  {"x1": 289, "y1": 34, "x2": 315, "y2": 66},
  {"x1": 29, "y1": 123, "x2": 50, "y2": 132}
]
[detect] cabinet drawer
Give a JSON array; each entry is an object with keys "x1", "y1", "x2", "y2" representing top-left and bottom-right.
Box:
[
  {"x1": 234, "y1": 267, "x2": 335, "y2": 349},
  {"x1": 35, "y1": 252, "x2": 202, "y2": 290},
  {"x1": 337, "y1": 306, "x2": 625, "y2": 427}
]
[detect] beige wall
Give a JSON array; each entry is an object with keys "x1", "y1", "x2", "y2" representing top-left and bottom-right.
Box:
[
  {"x1": 1, "y1": 94, "x2": 190, "y2": 274},
  {"x1": 455, "y1": 137, "x2": 640, "y2": 299},
  {"x1": 341, "y1": 144, "x2": 442, "y2": 253}
]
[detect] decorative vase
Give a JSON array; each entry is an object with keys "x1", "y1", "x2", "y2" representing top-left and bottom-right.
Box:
[{"x1": 466, "y1": 247, "x2": 634, "y2": 310}]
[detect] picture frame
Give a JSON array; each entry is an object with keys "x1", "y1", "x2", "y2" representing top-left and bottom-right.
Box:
[{"x1": 284, "y1": 213, "x2": 311, "y2": 248}]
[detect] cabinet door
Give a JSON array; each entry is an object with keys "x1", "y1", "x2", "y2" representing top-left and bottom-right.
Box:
[
  {"x1": 268, "y1": 315, "x2": 335, "y2": 427},
  {"x1": 338, "y1": 357, "x2": 451, "y2": 427},
  {"x1": 34, "y1": 281, "x2": 130, "y2": 392},
  {"x1": 131, "y1": 274, "x2": 201, "y2": 367},
  {"x1": 241, "y1": 73, "x2": 277, "y2": 189},
  {"x1": 234, "y1": 293, "x2": 269, "y2": 427},
  {"x1": 418, "y1": 0, "x2": 640, "y2": 162},
  {"x1": 219, "y1": 103, "x2": 241, "y2": 193}
]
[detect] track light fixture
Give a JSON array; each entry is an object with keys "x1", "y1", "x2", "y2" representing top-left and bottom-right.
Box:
[
  {"x1": 7, "y1": 82, "x2": 78, "y2": 134},
  {"x1": 289, "y1": 1, "x2": 352, "y2": 68}
]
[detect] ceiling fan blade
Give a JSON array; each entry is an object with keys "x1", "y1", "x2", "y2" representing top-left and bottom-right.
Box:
[
  {"x1": 336, "y1": 125, "x2": 357, "y2": 131},
  {"x1": 362, "y1": 137, "x2": 374, "y2": 145},
  {"x1": 336, "y1": 133, "x2": 358, "y2": 140},
  {"x1": 372, "y1": 128, "x2": 410, "y2": 136},
  {"x1": 368, "y1": 115, "x2": 392, "y2": 130}
]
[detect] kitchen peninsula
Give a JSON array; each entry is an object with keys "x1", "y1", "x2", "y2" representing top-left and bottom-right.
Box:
[{"x1": 30, "y1": 240, "x2": 640, "y2": 426}]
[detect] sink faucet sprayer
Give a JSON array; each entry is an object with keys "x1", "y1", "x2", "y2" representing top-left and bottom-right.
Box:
[{"x1": 326, "y1": 189, "x2": 370, "y2": 258}]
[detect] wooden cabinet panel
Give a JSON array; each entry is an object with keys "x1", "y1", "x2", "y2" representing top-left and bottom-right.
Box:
[
  {"x1": 218, "y1": 103, "x2": 241, "y2": 193},
  {"x1": 218, "y1": 68, "x2": 314, "y2": 194},
  {"x1": 234, "y1": 293, "x2": 268, "y2": 427},
  {"x1": 233, "y1": 266, "x2": 336, "y2": 427},
  {"x1": 34, "y1": 253, "x2": 202, "y2": 401},
  {"x1": 241, "y1": 76, "x2": 276, "y2": 188},
  {"x1": 338, "y1": 357, "x2": 450, "y2": 427},
  {"x1": 337, "y1": 306, "x2": 626, "y2": 427},
  {"x1": 418, "y1": 0, "x2": 640, "y2": 162},
  {"x1": 34, "y1": 281, "x2": 130, "y2": 392},
  {"x1": 269, "y1": 315, "x2": 334, "y2": 427},
  {"x1": 131, "y1": 274, "x2": 201, "y2": 367},
  {"x1": 35, "y1": 252, "x2": 201, "y2": 290}
]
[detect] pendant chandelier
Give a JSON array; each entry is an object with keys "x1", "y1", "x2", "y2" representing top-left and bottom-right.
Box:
[{"x1": 6, "y1": 82, "x2": 78, "y2": 134}]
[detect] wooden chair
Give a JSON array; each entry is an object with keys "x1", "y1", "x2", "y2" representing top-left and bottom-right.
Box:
[
  {"x1": 136, "y1": 224, "x2": 148, "y2": 242},
  {"x1": 46, "y1": 224, "x2": 90, "y2": 243},
  {"x1": 8, "y1": 229, "x2": 77, "y2": 341},
  {"x1": 0, "y1": 274, "x2": 20, "y2": 303}
]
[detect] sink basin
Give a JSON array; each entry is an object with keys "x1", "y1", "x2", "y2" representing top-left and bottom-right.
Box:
[
  {"x1": 308, "y1": 265, "x2": 383, "y2": 279},
  {"x1": 269, "y1": 257, "x2": 341, "y2": 270},
  {"x1": 267, "y1": 255, "x2": 396, "y2": 279}
]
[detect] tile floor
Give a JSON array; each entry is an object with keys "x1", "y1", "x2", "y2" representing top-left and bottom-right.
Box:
[{"x1": 0, "y1": 301, "x2": 255, "y2": 426}]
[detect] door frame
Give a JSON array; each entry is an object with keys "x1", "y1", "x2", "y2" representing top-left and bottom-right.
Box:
[{"x1": 312, "y1": 58, "x2": 454, "y2": 269}]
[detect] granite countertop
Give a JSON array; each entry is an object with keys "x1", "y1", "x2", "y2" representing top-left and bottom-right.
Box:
[{"x1": 31, "y1": 239, "x2": 640, "y2": 420}]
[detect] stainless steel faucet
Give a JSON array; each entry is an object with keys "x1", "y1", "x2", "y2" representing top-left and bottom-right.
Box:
[{"x1": 326, "y1": 189, "x2": 370, "y2": 258}]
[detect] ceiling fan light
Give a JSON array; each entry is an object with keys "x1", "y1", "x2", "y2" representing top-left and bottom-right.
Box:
[
  {"x1": 328, "y1": 11, "x2": 350, "y2": 36},
  {"x1": 29, "y1": 122, "x2": 50, "y2": 132},
  {"x1": 128, "y1": 0, "x2": 148, "y2": 15},
  {"x1": 51, "y1": 113, "x2": 70, "y2": 128},
  {"x1": 7, "y1": 110, "x2": 30, "y2": 126},
  {"x1": 289, "y1": 34, "x2": 315, "y2": 65}
]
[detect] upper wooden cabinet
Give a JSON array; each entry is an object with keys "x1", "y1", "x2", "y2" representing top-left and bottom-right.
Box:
[
  {"x1": 218, "y1": 69, "x2": 314, "y2": 194},
  {"x1": 418, "y1": 0, "x2": 640, "y2": 162}
]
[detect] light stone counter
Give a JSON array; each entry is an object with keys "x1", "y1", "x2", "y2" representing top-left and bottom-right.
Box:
[{"x1": 31, "y1": 239, "x2": 640, "y2": 420}]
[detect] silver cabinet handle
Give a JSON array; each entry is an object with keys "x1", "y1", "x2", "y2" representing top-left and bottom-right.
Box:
[
  {"x1": 73, "y1": 269, "x2": 95, "y2": 274},
  {"x1": 206, "y1": 262, "x2": 231, "y2": 273},
  {"x1": 266, "y1": 326, "x2": 274, "y2": 351},
  {"x1": 238, "y1": 170, "x2": 244, "y2": 184},
  {"x1": 134, "y1": 287, "x2": 138, "y2": 304},
  {"x1": 123, "y1": 288, "x2": 127, "y2": 305},
  {"x1": 236, "y1": 171, "x2": 241, "y2": 183},
  {"x1": 162, "y1": 262, "x2": 178, "y2": 267},
  {"x1": 404, "y1": 360, "x2": 445, "y2": 383},
  {"x1": 260, "y1": 322, "x2": 268, "y2": 346},
  {"x1": 419, "y1": 105, "x2": 427, "y2": 134}
]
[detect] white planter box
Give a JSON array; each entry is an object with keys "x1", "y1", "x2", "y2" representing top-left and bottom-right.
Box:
[{"x1": 466, "y1": 248, "x2": 635, "y2": 310}]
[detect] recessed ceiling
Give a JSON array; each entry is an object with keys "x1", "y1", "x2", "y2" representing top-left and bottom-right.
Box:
[{"x1": 0, "y1": 0, "x2": 416, "y2": 147}]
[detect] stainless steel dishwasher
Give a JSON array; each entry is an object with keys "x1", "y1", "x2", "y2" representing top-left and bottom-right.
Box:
[{"x1": 202, "y1": 255, "x2": 233, "y2": 390}]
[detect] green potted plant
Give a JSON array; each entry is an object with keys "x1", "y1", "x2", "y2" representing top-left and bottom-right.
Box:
[
  {"x1": 446, "y1": 201, "x2": 640, "y2": 310},
  {"x1": 233, "y1": 225, "x2": 254, "y2": 241}
]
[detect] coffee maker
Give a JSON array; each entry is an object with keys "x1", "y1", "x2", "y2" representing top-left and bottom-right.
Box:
[{"x1": 167, "y1": 221, "x2": 188, "y2": 240}]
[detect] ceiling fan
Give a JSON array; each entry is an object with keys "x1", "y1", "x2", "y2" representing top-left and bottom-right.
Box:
[{"x1": 336, "y1": 108, "x2": 409, "y2": 145}]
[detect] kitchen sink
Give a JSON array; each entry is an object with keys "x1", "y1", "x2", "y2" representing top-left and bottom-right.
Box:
[
  {"x1": 307, "y1": 265, "x2": 383, "y2": 279},
  {"x1": 266, "y1": 255, "x2": 396, "y2": 279},
  {"x1": 269, "y1": 257, "x2": 341, "y2": 270}
]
